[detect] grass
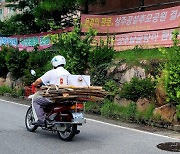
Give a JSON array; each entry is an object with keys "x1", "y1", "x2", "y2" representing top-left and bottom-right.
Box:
[
  {"x1": 0, "y1": 85, "x2": 24, "y2": 97},
  {"x1": 0, "y1": 86, "x2": 14, "y2": 95},
  {"x1": 115, "y1": 47, "x2": 165, "y2": 65}
]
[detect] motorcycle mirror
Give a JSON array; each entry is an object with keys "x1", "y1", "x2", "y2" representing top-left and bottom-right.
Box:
[{"x1": 31, "y1": 70, "x2": 36, "y2": 76}]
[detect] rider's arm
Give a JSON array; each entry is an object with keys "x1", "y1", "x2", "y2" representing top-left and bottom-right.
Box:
[{"x1": 32, "y1": 78, "x2": 42, "y2": 87}]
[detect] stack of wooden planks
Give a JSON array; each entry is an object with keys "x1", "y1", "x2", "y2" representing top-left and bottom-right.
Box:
[{"x1": 39, "y1": 85, "x2": 108, "y2": 102}]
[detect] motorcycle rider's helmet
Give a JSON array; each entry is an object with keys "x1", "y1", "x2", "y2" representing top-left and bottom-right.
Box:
[{"x1": 51, "y1": 55, "x2": 66, "y2": 67}]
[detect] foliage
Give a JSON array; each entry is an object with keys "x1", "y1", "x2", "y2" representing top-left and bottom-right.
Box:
[
  {"x1": 0, "y1": 13, "x2": 42, "y2": 35},
  {"x1": 159, "y1": 30, "x2": 180, "y2": 105},
  {"x1": 0, "y1": 46, "x2": 55, "y2": 85},
  {"x1": 5, "y1": 47, "x2": 29, "y2": 79},
  {"x1": 146, "y1": 59, "x2": 164, "y2": 77},
  {"x1": 135, "y1": 104, "x2": 155, "y2": 124},
  {"x1": 0, "y1": 85, "x2": 14, "y2": 95},
  {"x1": 177, "y1": 104, "x2": 180, "y2": 119},
  {"x1": 89, "y1": 39, "x2": 115, "y2": 68},
  {"x1": 158, "y1": 29, "x2": 180, "y2": 119},
  {"x1": 119, "y1": 78, "x2": 156, "y2": 102},
  {"x1": 103, "y1": 80, "x2": 119, "y2": 100},
  {"x1": 2, "y1": 0, "x2": 99, "y2": 35},
  {"x1": 52, "y1": 24, "x2": 97, "y2": 74},
  {"x1": 89, "y1": 40, "x2": 115, "y2": 85},
  {"x1": 115, "y1": 103, "x2": 136, "y2": 121},
  {"x1": 115, "y1": 47, "x2": 164, "y2": 65},
  {"x1": 0, "y1": 85, "x2": 24, "y2": 97},
  {"x1": 100, "y1": 99, "x2": 118, "y2": 117},
  {"x1": 85, "y1": 101, "x2": 101, "y2": 114},
  {"x1": 90, "y1": 63, "x2": 109, "y2": 86},
  {"x1": 100, "y1": 99, "x2": 136, "y2": 120},
  {"x1": 0, "y1": 47, "x2": 8, "y2": 77},
  {"x1": 24, "y1": 50, "x2": 56, "y2": 85}
]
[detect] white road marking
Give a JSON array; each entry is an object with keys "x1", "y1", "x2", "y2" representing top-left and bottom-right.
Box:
[
  {"x1": 87, "y1": 118, "x2": 179, "y2": 140},
  {"x1": 0, "y1": 99, "x2": 29, "y2": 107},
  {"x1": 0, "y1": 98, "x2": 179, "y2": 140}
]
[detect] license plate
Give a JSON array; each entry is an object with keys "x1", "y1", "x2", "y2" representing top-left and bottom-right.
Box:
[{"x1": 72, "y1": 113, "x2": 84, "y2": 119}]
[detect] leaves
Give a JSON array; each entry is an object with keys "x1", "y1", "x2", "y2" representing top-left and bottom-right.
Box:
[
  {"x1": 119, "y1": 78, "x2": 156, "y2": 102},
  {"x1": 2, "y1": 0, "x2": 99, "y2": 35}
]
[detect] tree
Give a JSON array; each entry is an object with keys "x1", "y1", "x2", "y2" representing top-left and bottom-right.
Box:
[{"x1": 1, "y1": 0, "x2": 100, "y2": 35}]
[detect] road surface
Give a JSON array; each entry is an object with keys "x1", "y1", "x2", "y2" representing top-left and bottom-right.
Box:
[{"x1": 0, "y1": 99, "x2": 179, "y2": 154}]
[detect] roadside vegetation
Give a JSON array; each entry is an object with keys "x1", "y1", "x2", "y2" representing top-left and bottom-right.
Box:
[
  {"x1": 0, "y1": 24, "x2": 179, "y2": 128},
  {"x1": 115, "y1": 47, "x2": 164, "y2": 65}
]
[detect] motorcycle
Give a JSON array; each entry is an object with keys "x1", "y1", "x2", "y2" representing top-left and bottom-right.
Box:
[{"x1": 25, "y1": 70, "x2": 87, "y2": 141}]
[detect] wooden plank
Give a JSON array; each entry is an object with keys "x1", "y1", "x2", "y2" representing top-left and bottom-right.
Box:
[{"x1": 41, "y1": 85, "x2": 103, "y2": 90}]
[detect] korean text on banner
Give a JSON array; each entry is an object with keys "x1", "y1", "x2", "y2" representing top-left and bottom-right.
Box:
[{"x1": 81, "y1": 6, "x2": 180, "y2": 33}]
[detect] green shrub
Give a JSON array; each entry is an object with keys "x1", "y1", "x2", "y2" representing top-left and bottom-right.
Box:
[
  {"x1": 0, "y1": 85, "x2": 13, "y2": 95},
  {"x1": 100, "y1": 99, "x2": 136, "y2": 120},
  {"x1": 0, "y1": 46, "x2": 8, "y2": 77},
  {"x1": 85, "y1": 101, "x2": 101, "y2": 114},
  {"x1": 117, "y1": 103, "x2": 136, "y2": 121},
  {"x1": 89, "y1": 43, "x2": 115, "y2": 86},
  {"x1": 89, "y1": 43, "x2": 115, "y2": 68},
  {"x1": 119, "y1": 78, "x2": 156, "y2": 102},
  {"x1": 53, "y1": 25, "x2": 97, "y2": 74},
  {"x1": 103, "y1": 80, "x2": 119, "y2": 100},
  {"x1": 90, "y1": 63, "x2": 109, "y2": 86},
  {"x1": 176, "y1": 104, "x2": 180, "y2": 119},
  {"x1": 5, "y1": 47, "x2": 29, "y2": 79},
  {"x1": 0, "y1": 85, "x2": 24, "y2": 97},
  {"x1": 159, "y1": 30, "x2": 180, "y2": 119},
  {"x1": 100, "y1": 99, "x2": 118, "y2": 117},
  {"x1": 24, "y1": 50, "x2": 55, "y2": 85},
  {"x1": 165, "y1": 62, "x2": 180, "y2": 103}
]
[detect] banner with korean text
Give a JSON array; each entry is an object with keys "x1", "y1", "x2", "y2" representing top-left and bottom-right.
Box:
[
  {"x1": 81, "y1": 6, "x2": 180, "y2": 33},
  {"x1": 0, "y1": 27, "x2": 73, "y2": 51},
  {"x1": 90, "y1": 28, "x2": 180, "y2": 51}
]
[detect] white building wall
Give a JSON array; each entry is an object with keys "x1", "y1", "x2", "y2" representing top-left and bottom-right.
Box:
[{"x1": 0, "y1": 0, "x2": 16, "y2": 21}]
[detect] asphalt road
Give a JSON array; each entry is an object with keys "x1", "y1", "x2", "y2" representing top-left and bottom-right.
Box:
[{"x1": 0, "y1": 99, "x2": 179, "y2": 154}]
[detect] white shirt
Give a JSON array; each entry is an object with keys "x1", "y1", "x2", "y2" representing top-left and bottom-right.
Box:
[{"x1": 40, "y1": 67, "x2": 70, "y2": 85}]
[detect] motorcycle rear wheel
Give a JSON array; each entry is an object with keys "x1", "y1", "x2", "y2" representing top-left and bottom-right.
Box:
[
  {"x1": 25, "y1": 106, "x2": 38, "y2": 132},
  {"x1": 57, "y1": 124, "x2": 77, "y2": 141}
]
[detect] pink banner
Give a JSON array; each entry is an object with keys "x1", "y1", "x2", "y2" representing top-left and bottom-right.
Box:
[
  {"x1": 90, "y1": 28, "x2": 180, "y2": 51},
  {"x1": 81, "y1": 6, "x2": 180, "y2": 33}
]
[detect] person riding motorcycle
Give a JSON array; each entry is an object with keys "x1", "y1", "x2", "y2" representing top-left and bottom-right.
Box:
[{"x1": 32, "y1": 55, "x2": 70, "y2": 126}]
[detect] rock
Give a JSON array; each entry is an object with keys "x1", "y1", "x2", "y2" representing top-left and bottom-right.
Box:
[
  {"x1": 155, "y1": 76, "x2": 167, "y2": 106},
  {"x1": 116, "y1": 63, "x2": 127, "y2": 72},
  {"x1": 5, "y1": 72, "x2": 25, "y2": 89},
  {"x1": 155, "y1": 83, "x2": 167, "y2": 106},
  {"x1": 172, "y1": 125, "x2": 180, "y2": 132},
  {"x1": 14, "y1": 76, "x2": 25, "y2": 89},
  {"x1": 107, "y1": 66, "x2": 116, "y2": 77},
  {"x1": 0, "y1": 78, "x2": 6, "y2": 86},
  {"x1": 5, "y1": 72, "x2": 14, "y2": 87},
  {"x1": 107, "y1": 63, "x2": 127, "y2": 78},
  {"x1": 136, "y1": 98, "x2": 152, "y2": 112},
  {"x1": 120, "y1": 66, "x2": 146, "y2": 84},
  {"x1": 140, "y1": 60, "x2": 148, "y2": 65},
  {"x1": 114, "y1": 96, "x2": 133, "y2": 107},
  {"x1": 153, "y1": 104, "x2": 177, "y2": 123}
]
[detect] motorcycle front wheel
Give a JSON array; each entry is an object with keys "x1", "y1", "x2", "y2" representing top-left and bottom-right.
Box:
[
  {"x1": 57, "y1": 124, "x2": 77, "y2": 141},
  {"x1": 25, "y1": 106, "x2": 38, "y2": 132}
]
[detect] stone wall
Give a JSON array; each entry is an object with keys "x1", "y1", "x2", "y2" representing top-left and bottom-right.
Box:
[{"x1": 106, "y1": 60, "x2": 179, "y2": 124}]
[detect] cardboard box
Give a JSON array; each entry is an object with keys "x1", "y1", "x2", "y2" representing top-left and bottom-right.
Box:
[{"x1": 68, "y1": 75, "x2": 90, "y2": 87}]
